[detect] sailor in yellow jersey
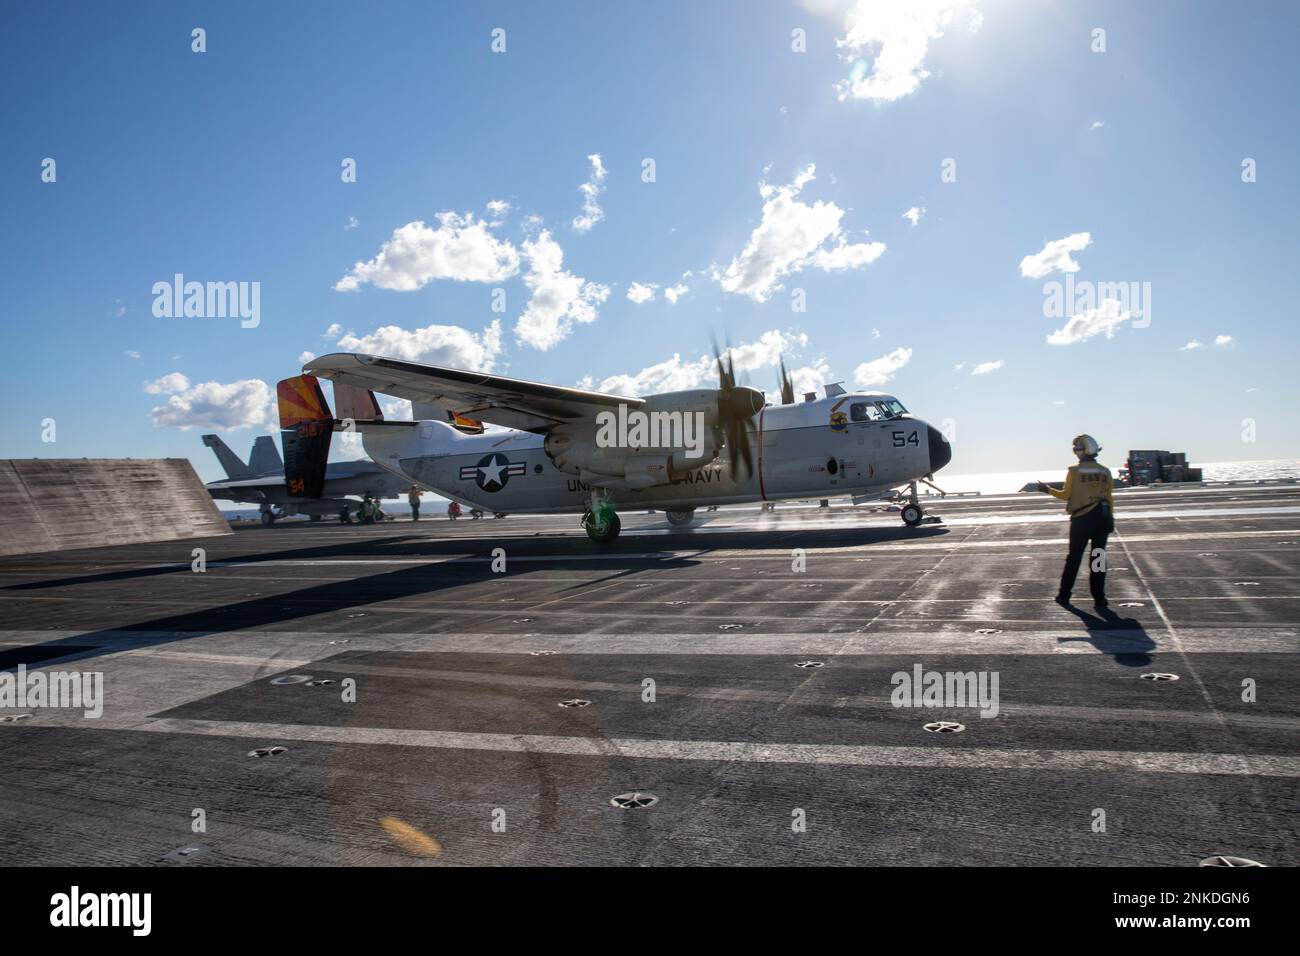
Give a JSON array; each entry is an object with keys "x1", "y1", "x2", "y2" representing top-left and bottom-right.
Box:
[{"x1": 1038, "y1": 434, "x2": 1115, "y2": 609}]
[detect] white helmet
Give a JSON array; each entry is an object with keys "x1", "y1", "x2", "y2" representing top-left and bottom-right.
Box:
[{"x1": 1072, "y1": 434, "x2": 1101, "y2": 459}]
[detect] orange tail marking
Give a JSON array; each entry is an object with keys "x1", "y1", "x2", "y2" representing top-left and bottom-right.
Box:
[{"x1": 277, "y1": 375, "x2": 331, "y2": 428}]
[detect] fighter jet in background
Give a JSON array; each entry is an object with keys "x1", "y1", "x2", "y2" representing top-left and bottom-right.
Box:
[{"x1": 201, "y1": 433, "x2": 405, "y2": 524}]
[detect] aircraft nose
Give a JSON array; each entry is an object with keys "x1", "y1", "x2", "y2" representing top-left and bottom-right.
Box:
[{"x1": 926, "y1": 424, "x2": 952, "y2": 474}]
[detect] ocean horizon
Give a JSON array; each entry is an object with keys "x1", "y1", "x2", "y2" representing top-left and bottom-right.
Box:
[
  {"x1": 932, "y1": 457, "x2": 1300, "y2": 496},
  {"x1": 218, "y1": 458, "x2": 1300, "y2": 517}
]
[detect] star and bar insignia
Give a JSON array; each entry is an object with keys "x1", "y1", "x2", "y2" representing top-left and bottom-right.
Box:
[{"x1": 459, "y1": 453, "x2": 527, "y2": 492}]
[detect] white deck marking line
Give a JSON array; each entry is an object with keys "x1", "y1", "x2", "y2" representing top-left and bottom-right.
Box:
[
  {"x1": 1118, "y1": 530, "x2": 1289, "y2": 832},
  {"x1": 1113, "y1": 531, "x2": 1282, "y2": 818},
  {"x1": 3, "y1": 627, "x2": 1295, "y2": 657},
  {"x1": 113, "y1": 718, "x2": 1300, "y2": 777},
  {"x1": 106, "y1": 654, "x2": 1297, "y2": 732}
]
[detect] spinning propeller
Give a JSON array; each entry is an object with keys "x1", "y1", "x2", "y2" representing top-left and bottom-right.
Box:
[
  {"x1": 777, "y1": 356, "x2": 796, "y2": 405},
  {"x1": 711, "y1": 338, "x2": 764, "y2": 479}
]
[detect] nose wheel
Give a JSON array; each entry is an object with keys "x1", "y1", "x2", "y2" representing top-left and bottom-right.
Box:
[{"x1": 901, "y1": 481, "x2": 924, "y2": 527}]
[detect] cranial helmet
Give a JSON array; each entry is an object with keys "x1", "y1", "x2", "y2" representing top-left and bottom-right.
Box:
[{"x1": 1072, "y1": 434, "x2": 1101, "y2": 459}]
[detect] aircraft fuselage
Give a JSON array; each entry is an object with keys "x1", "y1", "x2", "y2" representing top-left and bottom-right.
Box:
[{"x1": 361, "y1": 393, "x2": 951, "y2": 514}]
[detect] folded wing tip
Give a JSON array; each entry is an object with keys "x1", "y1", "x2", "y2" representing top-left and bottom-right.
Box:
[{"x1": 303, "y1": 352, "x2": 376, "y2": 374}]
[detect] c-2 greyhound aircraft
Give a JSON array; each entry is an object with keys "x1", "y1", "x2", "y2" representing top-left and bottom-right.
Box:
[{"x1": 277, "y1": 348, "x2": 952, "y2": 542}]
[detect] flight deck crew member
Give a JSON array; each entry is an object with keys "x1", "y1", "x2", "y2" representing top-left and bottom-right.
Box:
[
  {"x1": 408, "y1": 485, "x2": 422, "y2": 521},
  {"x1": 1039, "y1": 434, "x2": 1114, "y2": 609}
]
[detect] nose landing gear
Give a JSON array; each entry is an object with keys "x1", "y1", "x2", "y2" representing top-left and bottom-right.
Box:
[
  {"x1": 901, "y1": 481, "x2": 924, "y2": 527},
  {"x1": 899, "y1": 478, "x2": 947, "y2": 527}
]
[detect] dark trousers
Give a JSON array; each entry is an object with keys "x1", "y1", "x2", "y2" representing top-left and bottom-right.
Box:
[
  {"x1": 1059, "y1": 507, "x2": 1110, "y2": 603},
  {"x1": 411, "y1": 504, "x2": 420, "y2": 521}
]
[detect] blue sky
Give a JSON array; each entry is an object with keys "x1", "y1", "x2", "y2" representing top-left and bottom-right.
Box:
[{"x1": 3, "y1": 0, "x2": 1297, "y2": 485}]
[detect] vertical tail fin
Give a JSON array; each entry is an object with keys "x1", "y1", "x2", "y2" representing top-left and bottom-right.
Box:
[
  {"x1": 334, "y1": 382, "x2": 384, "y2": 424},
  {"x1": 277, "y1": 375, "x2": 334, "y2": 499},
  {"x1": 202, "y1": 434, "x2": 252, "y2": 479},
  {"x1": 247, "y1": 435, "x2": 283, "y2": 475}
]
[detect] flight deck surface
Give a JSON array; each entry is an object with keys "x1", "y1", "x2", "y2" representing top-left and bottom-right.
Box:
[{"x1": 1, "y1": 484, "x2": 1296, "y2": 866}]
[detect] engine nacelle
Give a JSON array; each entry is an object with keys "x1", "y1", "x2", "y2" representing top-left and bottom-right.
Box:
[{"x1": 544, "y1": 419, "x2": 720, "y2": 485}]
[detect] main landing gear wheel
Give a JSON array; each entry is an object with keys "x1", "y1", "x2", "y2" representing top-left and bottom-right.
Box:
[
  {"x1": 260, "y1": 510, "x2": 275, "y2": 526},
  {"x1": 310, "y1": 514, "x2": 323, "y2": 522},
  {"x1": 665, "y1": 508, "x2": 695, "y2": 528},
  {"x1": 901, "y1": 503, "x2": 923, "y2": 527},
  {"x1": 584, "y1": 512, "x2": 621, "y2": 543}
]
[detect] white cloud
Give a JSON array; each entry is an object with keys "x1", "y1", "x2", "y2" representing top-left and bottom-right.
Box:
[
  {"x1": 626, "y1": 282, "x2": 657, "y2": 304},
  {"x1": 1046, "y1": 299, "x2": 1133, "y2": 345},
  {"x1": 571, "y1": 154, "x2": 608, "y2": 233},
  {"x1": 1215, "y1": 334, "x2": 1235, "y2": 347},
  {"x1": 871, "y1": 327, "x2": 881, "y2": 338},
  {"x1": 952, "y1": 361, "x2": 965, "y2": 371},
  {"x1": 336, "y1": 320, "x2": 503, "y2": 371},
  {"x1": 1020, "y1": 232, "x2": 1092, "y2": 278},
  {"x1": 1089, "y1": 120, "x2": 1104, "y2": 130},
  {"x1": 344, "y1": 216, "x2": 359, "y2": 231},
  {"x1": 902, "y1": 206, "x2": 925, "y2": 226},
  {"x1": 853, "y1": 347, "x2": 912, "y2": 387},
  {"x1": 513, "y1": 230, "x2": 611, "y2": 350},
  {"x1": 298, "y1": 351, "x2": 316, "y2": 365},
  {"x1": 587, "y1": 330, "x2": 809, "y2": 396},
  {"x1": 1179, "y1": 339, "x2": 1203, "y2": 351},
  {"x1": 826, "y1": 0, "x2": 982, "y2": 104},
  {"x1": 124, "y1": 350, "x2": 141, "y2": 360},
  {"x1": 334, "y1": 214, "x2": 520, "y2": 292},
  {"x1": 971, "y1": 359, "x2": 1003, "y2": 375},
  {"x1": 332, "y1": 429, "x2": 365, "y2": 460},
  {"x1": 144, "y1": 372, "x2": 190, "y2": 395},
  {"x1": 324, "y1": 323, "x2": 343, "y2": 338},
  {"x1": 147, "y1": 377, "x2": 275, "y2": 432},
  {"x1": 715, "y1": 164, "x2": 885, "y2": 302},
  {"x1": 663, "y1": 283, "x2": 689, "y2": 304},
  {"x1": 486, "y1": 199, "x2": 511, "y2": 217},
  {"x1": 381, "y1": 398, "x2": 413, "y2": 420}
]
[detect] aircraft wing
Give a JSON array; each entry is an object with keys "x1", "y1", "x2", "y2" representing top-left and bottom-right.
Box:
[{"x1": 304, "y1": 353, "x2": 643, "y2": 433}]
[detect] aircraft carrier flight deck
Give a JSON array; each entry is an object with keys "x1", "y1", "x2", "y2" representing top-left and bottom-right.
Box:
[{"x1": 1, "y1": 483, "x2": 1297, "y2": 867}]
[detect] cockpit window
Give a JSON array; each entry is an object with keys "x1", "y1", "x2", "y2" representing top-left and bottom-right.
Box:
[
  {"x1": 850, "y1": 402, "x2": 883, "y2": 422},
  {"x1": 876, "y1": 400, "x2": 907, "y2": 418}
]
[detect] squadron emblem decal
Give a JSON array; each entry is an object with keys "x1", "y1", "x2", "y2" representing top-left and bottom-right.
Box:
[
  {"x1": 459, "y1": 453, "x2": 526, "y2": 492},
  {"x1": 829, "y1": 397, "x2": 849, "y2": 432}
]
